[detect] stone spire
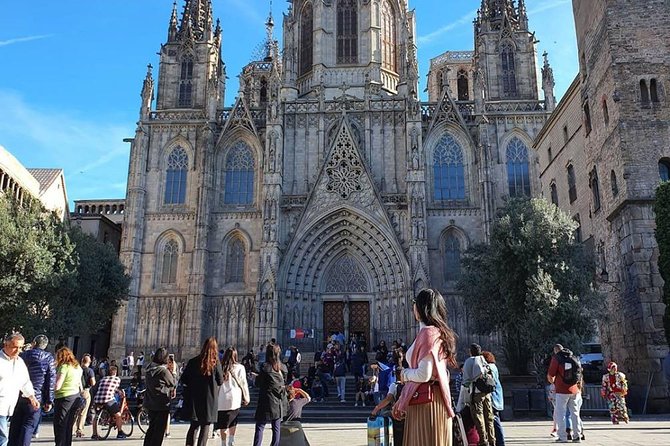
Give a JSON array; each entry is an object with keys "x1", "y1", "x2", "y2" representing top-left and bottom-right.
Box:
[
  {"x1": 179, "y1": 0, "x2": 213, "y2": 41},
  {"x1": 541, "y1": 51, "x2": 556, "y2": 111},
  {"x1": 168, "y1": 1, "x2": 179, "y2": 42},
  {"x1": 264, "y1": 2, "x2": 275, "y2": 61},
  {"x1": 518, "y1": 0, "x2": 528, "y2": 30},
  {"x1": 140, "y1": 64, "x2": 154, "y2": 120}
]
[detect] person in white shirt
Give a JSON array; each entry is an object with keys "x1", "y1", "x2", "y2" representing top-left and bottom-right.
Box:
[
  {"x1": 0, "y1": 333, "x2": 39, "y2": 446},
  {"x1": 216, "y1": 347, "x2": 249, "y2": 446}
]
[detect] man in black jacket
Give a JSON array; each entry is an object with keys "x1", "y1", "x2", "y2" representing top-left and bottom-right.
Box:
[{"x1": 142, "y1": 348, "x2": 176, "y2": 446}]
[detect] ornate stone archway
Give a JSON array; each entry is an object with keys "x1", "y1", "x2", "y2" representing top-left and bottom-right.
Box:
[{"x1": 278, "y1": 207, "x2": 412, "y2": 349}]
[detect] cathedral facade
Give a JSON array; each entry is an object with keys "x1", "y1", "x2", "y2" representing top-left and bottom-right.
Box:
[{"x1": 109, "y1": 0, "x2": 554, "y2": 359}]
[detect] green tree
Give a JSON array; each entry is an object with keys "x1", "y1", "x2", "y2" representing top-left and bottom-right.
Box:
[
  {"x1": 654, "y1": 182, "x2": 670, "y2": 346},
  {"x1": 0, "y1": 193, "x2": 130, "y2": 339},
  {"x1": 458, "y1": 198, "x2": 602, "y2": 374},
  {"x1": 59, "y1": 227, "x2": 130, "y2": 337},
  {"x1": 0, "y1": 193, "x2": 76, "y2": 335}
]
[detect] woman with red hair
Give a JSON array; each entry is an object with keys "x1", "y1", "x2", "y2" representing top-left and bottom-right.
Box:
[
  {"x1": 601, "y1": 362, "x2": 629, "y2": 424},
  {"x1": 181, "y1": 338, "x2": 224, "y2": 446}
]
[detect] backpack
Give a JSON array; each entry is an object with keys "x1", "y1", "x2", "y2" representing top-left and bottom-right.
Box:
[
  {"x1": 473, "y1": 362, "x2": 496, "y2": 394},
  {"x1": 557, "y1": 350, "x2": 582, "y2": 386}
]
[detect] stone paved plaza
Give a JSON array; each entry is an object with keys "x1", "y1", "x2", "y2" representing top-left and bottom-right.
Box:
[{"x1": 31, "y1": 416, "x2": 670, "y2": 446}]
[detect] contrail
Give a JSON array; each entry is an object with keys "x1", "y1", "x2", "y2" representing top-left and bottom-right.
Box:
[{"x1": 0, "y1": 35, "x2": 52, "y2": 47}]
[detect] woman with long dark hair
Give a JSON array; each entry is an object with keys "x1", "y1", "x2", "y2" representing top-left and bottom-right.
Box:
[
  {"x1": 181, "y1": 338, "x2": 223, "y2": 446},
  {"x1": 53, "y1": 347, "x2": 84, "y2": 446},
  {"x1": 392, "y1": 288, "x2": 458, "y2": 446},
  {"x1": 252, "y1": 343, "x2": 288, "y2": 446},
  {"x1": 142, "y1": 348, "x2": 176, "y2": 446},
  {"x1": 216, "y1": 347, "x2": 249, "y2": 446}
]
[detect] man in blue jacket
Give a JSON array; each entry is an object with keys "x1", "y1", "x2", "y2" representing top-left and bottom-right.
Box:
[{"x1": 8, "y1": 335, "x2": 56, "y2": 446}]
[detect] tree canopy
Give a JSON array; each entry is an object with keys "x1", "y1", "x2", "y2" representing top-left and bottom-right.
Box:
[
  {"x1": 0, "y1": 193, "x2": 129, "y2": 340},
  {"x1": 458, "y1": 197, "x2": 602, "y2": 374}
]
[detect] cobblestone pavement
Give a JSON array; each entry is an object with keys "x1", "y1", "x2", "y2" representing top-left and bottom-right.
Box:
[{"x1": 31, "y1": 416, "x2": 670, "y2": 446}]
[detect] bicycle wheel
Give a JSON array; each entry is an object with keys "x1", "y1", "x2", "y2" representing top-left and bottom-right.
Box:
[
  {"x1": 137, "y1": 409, "x2": 150, "y2": 434},
  {"x1": 120, "y1": 408, "x2": 134, "y2": 437},
  {"x1": 95, "y1": 410, "x2": 113, "y2": 440}
]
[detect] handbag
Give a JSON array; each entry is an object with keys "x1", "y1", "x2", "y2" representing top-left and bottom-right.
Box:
[
  {"x1": 408, "y1": 381, "x2": 435, "y2": 406},
  {"x1": 230, "y1": 370, "x2": 249, "y2": 405}
]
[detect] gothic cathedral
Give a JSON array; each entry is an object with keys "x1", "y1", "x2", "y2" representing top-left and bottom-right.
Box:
[{"x1": 109, "y1": 0, "x2": 556, "y2": 359}]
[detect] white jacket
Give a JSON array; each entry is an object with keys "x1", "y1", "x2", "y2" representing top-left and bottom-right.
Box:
[
  {"x1": 0, "y1": 350, "x2": 35, "y2": 416},
  {"x1": 217, "y1": 363, "x2": 249, "y2": 411}
]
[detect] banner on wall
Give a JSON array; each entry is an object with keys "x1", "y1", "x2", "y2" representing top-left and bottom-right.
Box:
[{"x1": 289, "y1": 329, "x2": 315, "y2": 339}]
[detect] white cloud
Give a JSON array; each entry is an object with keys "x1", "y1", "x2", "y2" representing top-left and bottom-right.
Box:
[
  {"x1": 418, "y1": 10, "x2": 477, "y2": 45},
  {"x1": 0, "y1": 35, "x2": 52, "y2": 47},
  {"x1": 0, "y1": 90, "x2": 130, "y2": 201}
]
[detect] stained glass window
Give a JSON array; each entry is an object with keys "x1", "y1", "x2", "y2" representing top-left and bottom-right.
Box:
[
  {"x1": 434, "y1": 134, "x2": 466, "y2": 201},
  {"x1": 659, "y1": 159, "x2": 670, "y2": 181},
  {"x1": 178, "y1": 58, "x2": 193, "y2": 108},
  {"x1": 224, "y1": 142, "x2": 255, "y2": 205},
  {"x1": 501, "y1": 42, "x2": 517, "y2": 97},
  {"x1": 161, "y1": 240, "x2": 179, "y2": 284},
  {"x1": 337, "y1": 0, "x2": 358, "y2": 64},
  {"x1": 506, "y1": 137, "x2": 531, "y2": 197},
  {"x1": 165, "y1": 147, "x2": 188, "y2": 204},
  {"x1": 381, "y1": 1, "x2": 396, "y2": 72},
  {"x1": 300, "y1": 3, "x2": 313, "y2": 76},
  {"x1": 225, "y1": 238, "x2": 246, "y2": 283},
  {"x1": 444, "y1": 234, "x2": 461, "y2": 282}
]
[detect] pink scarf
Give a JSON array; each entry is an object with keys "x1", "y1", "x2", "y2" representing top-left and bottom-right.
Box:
[{"x1": 395, "y1": 325, "x2": 455, "y2": 417}]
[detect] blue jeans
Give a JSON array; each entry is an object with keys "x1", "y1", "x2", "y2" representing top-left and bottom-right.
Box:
[
  {"x1": 8, "y1": 398, "x2": 42, "y2": 446},
  {"x1": 252, "y1": 418, "x2": 280, "y2": 446},
  {"x1": 493, "y1": 410, "x2": 506, "y2": 446},
  {"x1": 0, "y1": 415, "x2": 9, "y2": 446}
]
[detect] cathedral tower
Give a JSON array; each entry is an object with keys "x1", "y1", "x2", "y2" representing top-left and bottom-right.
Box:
[
  {"x1": 281, "y1": 0, "x2": 418, "y2": 99},
  {"x1": 474, "y1": 0, "x2": 538, "y2": 101}
]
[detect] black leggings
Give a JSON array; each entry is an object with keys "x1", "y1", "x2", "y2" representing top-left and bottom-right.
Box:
[{"x1": 185, "y1": 422, "x2": 211, "y2": 446}]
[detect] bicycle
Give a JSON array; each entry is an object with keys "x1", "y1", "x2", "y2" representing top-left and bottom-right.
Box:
[
  {"x1": 136, "y1": 389, "x2": 149, "y2": 435},
  {"x1": 95, "y1": 396, "x2": 135, "y2": 439}
]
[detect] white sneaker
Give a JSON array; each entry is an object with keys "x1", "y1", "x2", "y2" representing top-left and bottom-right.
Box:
[{"x1": 355, "y1": 403, "x2": 359, "y2": 407}]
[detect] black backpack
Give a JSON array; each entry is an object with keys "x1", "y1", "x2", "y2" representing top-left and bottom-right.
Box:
[
  {"x1": 473, "y1": 362, "x2": 496, "y2": 394},
  {"x1": 557, "y1": 349, "x2": 582, "y2": 386}
]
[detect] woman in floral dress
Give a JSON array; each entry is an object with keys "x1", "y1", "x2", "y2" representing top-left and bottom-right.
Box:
[{"x1": 600, "y1": 362, "x2": 629, "y2": 424}]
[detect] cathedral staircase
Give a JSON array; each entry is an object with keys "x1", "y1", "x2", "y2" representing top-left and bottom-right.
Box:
[{"x1": 238, "y1": 375, "x2": 379, "y2": 424}]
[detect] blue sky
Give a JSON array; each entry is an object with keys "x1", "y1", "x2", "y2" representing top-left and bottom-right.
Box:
[{"x1": 0, "y1": 0, "x2": 577, "y2": 203}]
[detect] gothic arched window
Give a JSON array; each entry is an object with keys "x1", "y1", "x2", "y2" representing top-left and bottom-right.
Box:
[
  {"x1": 500, "y1": 42, "x2": 517, "y2": 97},
  {"x1": 590, "y1": 167, "x2": 601, "y2": 211},
  {"x1": 433, "y1": 134, "x2": 466, "y2": 201},
  {"x1": 337, "y1": 0, "x2": 358, "y2": 64},
  {"x1": 611, "y1": 170, "x2": 619, "y2": 196},
  {"x1": 164, "y1": 147, "x2": 188, "y2": 205},
  {"x1": 161, "y1": 239, "x2": 179, "y2": 284},
  {"x1": 457, "y1": 69, "x2": 469, "y2": 100},
  {"x1": 550, "y1": 183, "x2": 559, "y2": 206},
  {"x1": 659, "y1": 159, "x2": 670, "y2": 182},
  {"x1": 381, "y1": 0, "x2": 397, "y2": 72},
  {"x1": 178, "y1": 57, "x2": 194, "y2": 108},
  {"x1": 567, "y1": 164, "x2": 577, "y2": 203},
  {"x1": 224, "y1": 142, "x2": 255, "y2": 205},
  {"x1": 299, "y1": 2, "x2": 313, "y2": 77},
  {"x1": 506, "y1": 137, "x2": 531, "y2": 197},
  {"x1": 225, "y1": 238, "x2": 246, "y2": 284},
  {"x1": 444, "y1": 233, "x2": 461, "y2": 282},
  {"x1": 259, "y1": 77, "x2": 268, "y2": 105}
]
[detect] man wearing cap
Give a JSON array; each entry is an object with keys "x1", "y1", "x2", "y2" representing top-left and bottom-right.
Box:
[
  {"x1": 0, "y1": 333, "x2": 39, "y2": 446},
  {"x1": 8, "y1": 335, "x2": 56, "y2": 446}
]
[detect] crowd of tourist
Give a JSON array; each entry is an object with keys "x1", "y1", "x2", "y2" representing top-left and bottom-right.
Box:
[{"x1": 0, "y1": 287, "x2": 647, "y2": 446}]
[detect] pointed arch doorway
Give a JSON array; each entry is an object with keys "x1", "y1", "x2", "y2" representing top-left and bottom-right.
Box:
[{"x1": 321, "y1": 253, "x2": 372, "y2": 350}]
